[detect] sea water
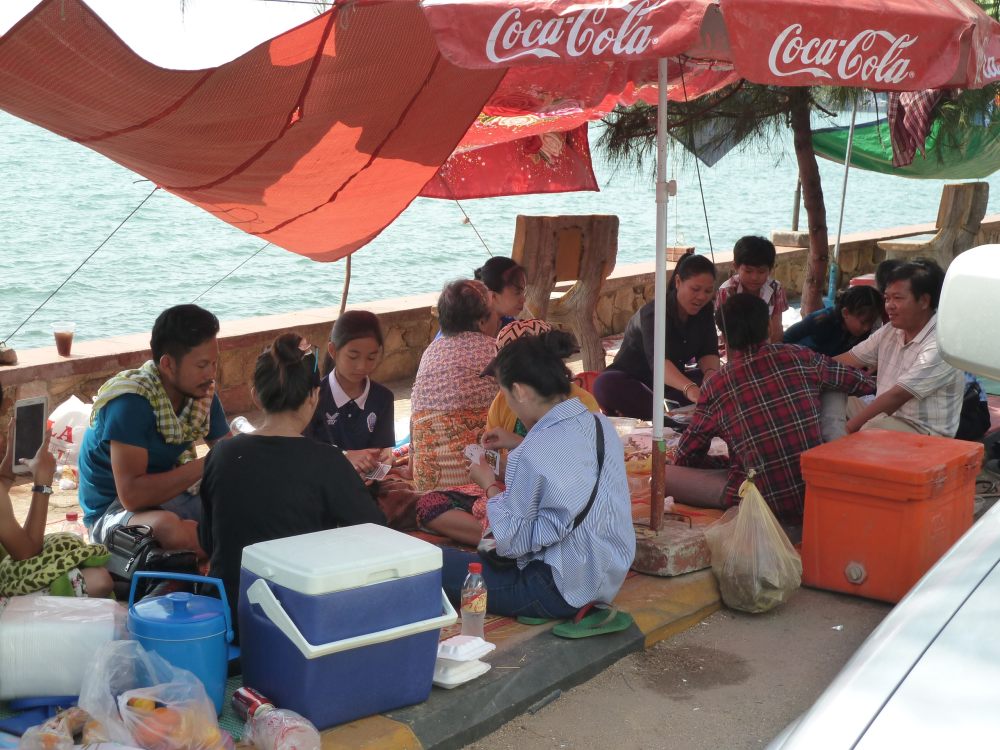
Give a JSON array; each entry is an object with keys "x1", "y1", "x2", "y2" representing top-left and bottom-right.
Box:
[{"x1": 2, "y1": 110, "x2": 999, "y2": 350}]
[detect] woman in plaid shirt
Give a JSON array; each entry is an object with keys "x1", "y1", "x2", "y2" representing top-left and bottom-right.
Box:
[{"x1": 666, "y1": 294, "x2": 875, "y2": 528}]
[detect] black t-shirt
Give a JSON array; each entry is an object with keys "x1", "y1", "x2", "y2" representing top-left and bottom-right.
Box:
[
  {"x1": 303, "y1": 376, "x2": 395, "y2": 450},
  {"x1": 609, "y1": 299, "x2": 718, "y2": 387},
  {"x1": 200, "y1": 434, "x2": 386, "y2": 638}
]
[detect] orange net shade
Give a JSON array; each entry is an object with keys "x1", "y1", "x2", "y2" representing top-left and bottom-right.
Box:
[{"x1": 0, "y1": 0, "x2": 504, "y2": 262}]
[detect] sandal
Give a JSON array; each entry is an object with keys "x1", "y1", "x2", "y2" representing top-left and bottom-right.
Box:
[{"x1": 551, "y1": 604, "x2": 634, "y2": 639}]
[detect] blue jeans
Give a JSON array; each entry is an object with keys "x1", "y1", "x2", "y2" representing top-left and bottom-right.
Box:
[{"x1": 441, "y1": 548, "x2": 578, "y2": 620}]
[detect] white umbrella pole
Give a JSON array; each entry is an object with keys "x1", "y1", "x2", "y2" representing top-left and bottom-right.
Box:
[
  {"x1": 827, "y1": 94, "x2": 859, "y2": 302},
  {"x1": 650, "y1": 57, "x2": 669, "y2": 531}
]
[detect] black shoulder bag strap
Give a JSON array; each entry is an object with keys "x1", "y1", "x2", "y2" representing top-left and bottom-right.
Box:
[{"x1": 572, "y1": 414, "x2": 606, "y2": 531}]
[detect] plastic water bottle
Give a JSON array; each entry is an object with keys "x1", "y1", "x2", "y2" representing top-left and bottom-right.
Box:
[
  {"x1": 246, "y1": 708, "x2": 320, "y2": 750},
  {"x1": 231, "y1": 416, "x2": 256, "y2": 434},
  {"x1": 235, "y1": 688, "x2": 320, "y2": 750},
  {"x1": 60, "y1": 512, "x2": 88, "y2": 541},
  {"x1": 460, "y1": 562, "x2": 487, "y2": 639}
]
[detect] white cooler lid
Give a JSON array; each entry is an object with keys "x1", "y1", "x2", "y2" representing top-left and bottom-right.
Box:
[{"x1": 240, "y1": 523, "x2": 442, "y2": 595}]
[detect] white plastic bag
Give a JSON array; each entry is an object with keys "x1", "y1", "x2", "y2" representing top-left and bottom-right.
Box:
[
  {"x1": 47, "y1": 395, "x2": 92, "y2": 467},
  {"x1": 79, "y1": 641, "x2": 233, "y2": 750},
  {"x1": 704, "y1": 473, "x2": 802, "y2": 613}
]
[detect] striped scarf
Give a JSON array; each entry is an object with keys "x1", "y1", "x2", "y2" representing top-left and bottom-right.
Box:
[{"x1": 90, "y1": 360, "x2": 212, "y2": 464}]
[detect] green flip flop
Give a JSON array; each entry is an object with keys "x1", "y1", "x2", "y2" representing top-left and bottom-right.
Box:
[{"x1": 552, "y1": 606, "x2": 634, "y2": 639}]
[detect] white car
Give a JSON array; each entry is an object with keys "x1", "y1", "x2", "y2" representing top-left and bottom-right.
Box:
[{"x1": 769, "y1": 245, "x2": 1000, "y2": 749}]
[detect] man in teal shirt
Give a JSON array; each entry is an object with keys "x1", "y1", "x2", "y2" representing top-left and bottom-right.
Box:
[{"x1": 79, "y1": 304, "x2": 230, "y2": 554}]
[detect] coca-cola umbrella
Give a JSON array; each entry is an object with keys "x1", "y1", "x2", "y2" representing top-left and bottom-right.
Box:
[{"x1": 413, "y1": 0, "x2": 1000, "y2": 527}]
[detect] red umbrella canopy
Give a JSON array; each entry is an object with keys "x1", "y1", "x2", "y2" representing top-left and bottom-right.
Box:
[
  {"x1": 420, "y1": 0, "x2": 1000, "y2": 89},
  {"x1": 385, "y1": 0, "x2": 1000, "y2": 200},
  {"x1": 1, "y1": 0, "x2": 998, "y2": 262}
]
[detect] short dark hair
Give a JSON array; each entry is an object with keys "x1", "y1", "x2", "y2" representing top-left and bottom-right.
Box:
[
  {"x1": 150, "y1": 304, "x2": 220, "y2": 362},
  {"x1": 437, "y1": 280, "x2": 492, "y2": 335},
  {"x1": 874, "y1": 258, "x2": 904, "y2": 293},
  {"x1": 492, "y1": 330, "x2": 575, "y2": 398},
  {"x1": 254, "y1": 332, "x2": 320, "y2": 413},
  {"x1": 323, "y1": 310, "x2": 384, "y2": 376},
  {"x1": 835, "y1": 285, "x2": 883, "y2": 319},
  {"x1": 475, "y1": 257, "x2": 526, "y2": 294},
  {"x1": 885, "y1": 259, "x2": 946, "y2": 310},
  {"x1": 716, "y1": 293, "x2": 769, "y2": 350},
  {"x1": 733, "y1": 236, "x2": 777, "y2": 268}
]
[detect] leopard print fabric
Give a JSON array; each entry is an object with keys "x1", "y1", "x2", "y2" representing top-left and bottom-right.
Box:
[{"x1": 0, "y1": 533, "x2": 109, "y2": 597}]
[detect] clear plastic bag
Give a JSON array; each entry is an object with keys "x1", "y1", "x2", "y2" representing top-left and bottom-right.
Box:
[
  {"x1": 704, "y1": 473, "x2": 802, "y2": 613},
  {"x1": 19, "y1": 706, "x2": 109, "y2": 750},
  {"x1": 79, "y1": 640, "x2": 234, "y2": 750}
]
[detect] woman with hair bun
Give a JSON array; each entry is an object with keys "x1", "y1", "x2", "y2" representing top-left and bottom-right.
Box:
[
  {"x1": 200, "y1": 332, "x2": 385, "y2": 639},
  {"x1": 440, "y1": 330, "x2": 635, "y2": 618}
]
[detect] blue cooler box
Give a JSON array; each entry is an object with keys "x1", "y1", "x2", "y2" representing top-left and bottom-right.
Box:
[{"x1": 238, "y1": 524, "x2": 456, "y2": 729}]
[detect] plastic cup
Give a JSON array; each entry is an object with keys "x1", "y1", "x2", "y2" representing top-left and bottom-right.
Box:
[{"x1": 51, "y1": 322, "x2": 76, "y2": 356}]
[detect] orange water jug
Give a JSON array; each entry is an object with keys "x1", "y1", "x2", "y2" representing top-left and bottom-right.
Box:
[{"x1": 800, "y1": 431, "x2": 982, "y2": 603}]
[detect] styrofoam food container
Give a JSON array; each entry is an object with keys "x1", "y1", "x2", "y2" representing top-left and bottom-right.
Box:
[
  {"x1": 437, "y1": 635, "x2": 496, "y2": 662},
  {"x1": 433, "y1": 658, "x2": 491, "y2": 689}
]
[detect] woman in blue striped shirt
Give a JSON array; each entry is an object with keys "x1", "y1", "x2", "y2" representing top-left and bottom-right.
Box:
[{"x1": 441, "y1": 331, "x2": 636, "y2": 618}]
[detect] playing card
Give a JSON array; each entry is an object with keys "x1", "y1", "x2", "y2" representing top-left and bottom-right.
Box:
[
  {"x1": 364, "y1": 462, "x2": 391, "y2": 481},
  {"x1": 484, "y1": 449, "x2": 500, "y2": 476},
  {"x1": 464, "y1": 444, "x2": 485, "y2": 463}
]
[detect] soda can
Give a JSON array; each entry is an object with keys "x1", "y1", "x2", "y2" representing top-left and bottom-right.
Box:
[{"x1": 232, "y1": 686, "x2": 274, "y2": 720}]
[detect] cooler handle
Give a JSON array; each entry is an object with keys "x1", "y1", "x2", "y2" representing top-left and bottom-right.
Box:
[
  {"x1": 245, "y1": 579, "x2": 457, "y2": 659},
  {"x1": 129, "y1": 572, "x2": 234, "y2": 645}
]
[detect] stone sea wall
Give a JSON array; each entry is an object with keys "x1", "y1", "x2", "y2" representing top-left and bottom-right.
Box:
[{"x1": 3, "y1": 215, "x2": 998, "y2": 430}]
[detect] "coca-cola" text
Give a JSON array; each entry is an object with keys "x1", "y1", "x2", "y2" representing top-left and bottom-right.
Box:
[
  {"x1": 767, "y1": 24, "x2": 917, "y2": 84},
  {"x1": 486, "y1": 1, "x2": 657, "y2": 64}
]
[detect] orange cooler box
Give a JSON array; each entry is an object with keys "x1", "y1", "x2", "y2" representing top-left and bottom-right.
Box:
[{"x1": 800, "y1": 431, "x2": 982, "y2": 603}]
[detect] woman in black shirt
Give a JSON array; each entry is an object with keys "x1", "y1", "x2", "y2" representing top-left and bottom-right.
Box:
[
  {"x1": 200, "y1": 333, "x2": 385, "y2": 640},
  {"x1": 594, "y1": 254, "x2": 720, "y2": 419}
]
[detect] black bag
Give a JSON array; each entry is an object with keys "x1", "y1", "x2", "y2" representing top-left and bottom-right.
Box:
[
  {"x1": 478, "y1": 415, "x2": 606, "y2": 570},
  {"x1": 956, "y1": 377, "x2": 991, "y2": 442},
  {"x1": 105, "y1": 524, "x2": 198, "y2": 598}
]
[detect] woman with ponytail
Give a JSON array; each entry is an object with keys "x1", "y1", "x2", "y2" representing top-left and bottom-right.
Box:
[
  {"x1": 200, "y1": 332, "x2": 385, "y2": 638},
  {"x1": 593, "y1": 252, "x2": 720, "y2": 419}
]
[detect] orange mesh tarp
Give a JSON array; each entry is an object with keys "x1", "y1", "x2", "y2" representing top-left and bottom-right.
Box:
[{"x1": 0, "y1": 0, "x2": 503, "y2": 262}]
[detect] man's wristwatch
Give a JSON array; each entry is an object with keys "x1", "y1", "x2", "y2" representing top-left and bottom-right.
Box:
[{"x1": 31, "y1": 484, "x2": 54, "y2": 495}]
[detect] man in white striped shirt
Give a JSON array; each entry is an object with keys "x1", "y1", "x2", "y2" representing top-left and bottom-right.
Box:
[{"x1": 835, "y1": 259, "x2": 963, "y2": 437}]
